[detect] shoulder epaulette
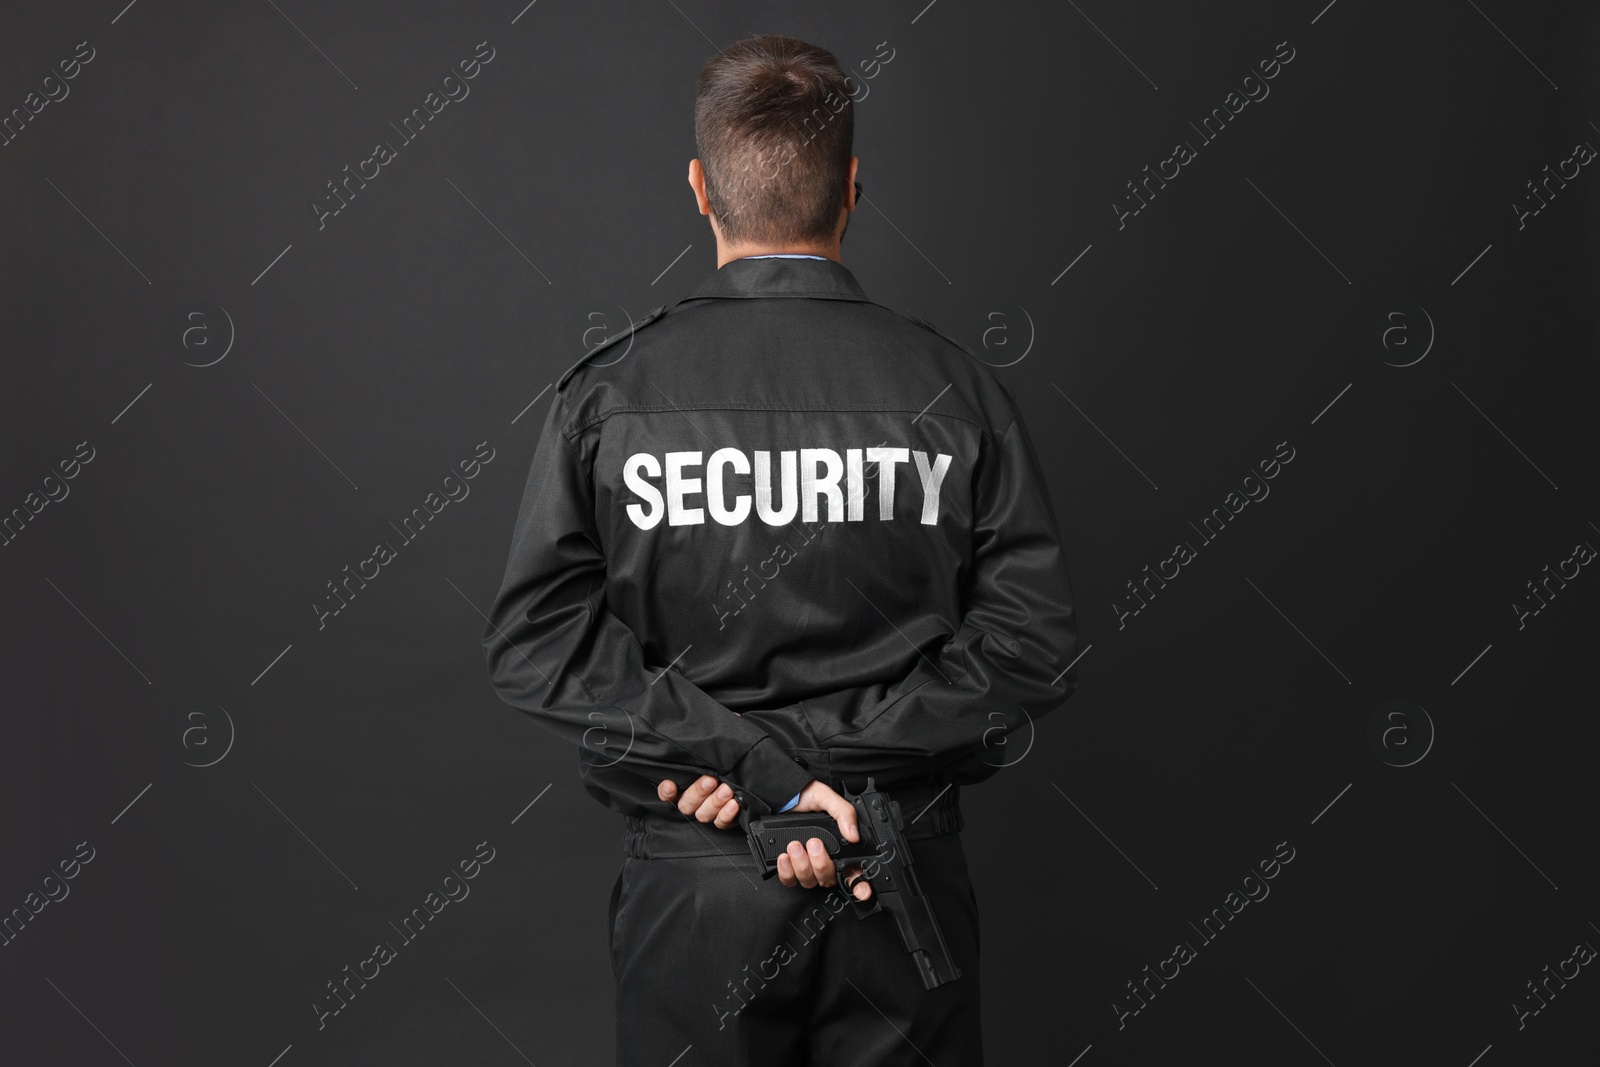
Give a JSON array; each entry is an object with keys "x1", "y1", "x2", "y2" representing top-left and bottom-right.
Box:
[
  {"x1": 901, "y1": 309, "x2": 1017, "y2": 401},
  {"x1": 901, "y1": 309, "x2": 981, "y2": 360},
  {"x1": 555, "y1": 304, "x2": 668, "y2": 392}
]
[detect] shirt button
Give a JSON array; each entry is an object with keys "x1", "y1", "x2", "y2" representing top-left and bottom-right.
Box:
[{"x1": 793, "y1": 756, "x2": 808, "y2": 767}]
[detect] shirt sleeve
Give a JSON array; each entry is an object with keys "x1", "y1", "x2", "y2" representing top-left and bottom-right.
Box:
[
  {"x1": 480, "y1": 393, "x2": 815, "y2": 813},
  {"x1": 788, "y1": 395, "x2": 1080, "y2": 780}
]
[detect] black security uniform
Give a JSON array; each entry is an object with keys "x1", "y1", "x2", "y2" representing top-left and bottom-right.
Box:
[{"x1": 481, "y1": 256, "x2": 1078, "y2": 1065}]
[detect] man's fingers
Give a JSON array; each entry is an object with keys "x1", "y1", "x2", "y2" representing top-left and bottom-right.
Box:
[
  {"x1": 785, "y1": 841, "x2": 817, "y2": 887},
  {"x1": 807, "y1": 837, "x2": 836, "y2": 887},
  {"x1": 826, "y1": 794, "x2": 859, "y2": 843},
  {"x1": 667, "y1": 776, "x2": 742, "y2": 828},
  {"x1": 693, "y1": 782, "x2": 734, "y2": 823},
  {"x1": 842, "y1": 864, "x2": 874, "y2": 901},
  {"x1": 774, "y1": 842, "x2": 864, "y2": 895},
  {"x1": 677, "y1": 775, "x2": 720, "y2": 817}
]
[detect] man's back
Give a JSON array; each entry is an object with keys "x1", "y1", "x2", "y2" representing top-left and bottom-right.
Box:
[
  {"x1": 572, "y1": 257, "x2": 1012, "y2": 712},
  {"x1": 487, "y1": 254, "x2": 1076, "y2": 816}
]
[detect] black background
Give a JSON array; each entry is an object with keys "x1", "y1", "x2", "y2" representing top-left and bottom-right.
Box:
[{"x1": 2, "y1": 1, "x2": 1597, "y2": 1064}]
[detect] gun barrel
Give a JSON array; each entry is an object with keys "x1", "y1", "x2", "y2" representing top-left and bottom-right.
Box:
[{"x1": 878, "y1": 855, "x2": 963, "y2": 989}]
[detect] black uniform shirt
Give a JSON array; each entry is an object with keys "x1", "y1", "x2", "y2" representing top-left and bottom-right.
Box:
[{"x1": 481, "y1": 256, "x2": 1078, "y2": 817}]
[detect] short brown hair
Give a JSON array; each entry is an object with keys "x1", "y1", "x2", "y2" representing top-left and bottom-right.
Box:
[{"x1": 694, "y1": 35, "x2": 855, "y2": 245}]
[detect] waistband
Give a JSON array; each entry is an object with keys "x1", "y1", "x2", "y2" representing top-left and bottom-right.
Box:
[{"x1": 622, "y1": 782, "x2": 963, "y2": 859}]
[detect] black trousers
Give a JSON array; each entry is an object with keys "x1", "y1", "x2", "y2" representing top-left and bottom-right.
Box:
[{"x1": 608, "y1": 821, "x2": 983, "y2": 1066}]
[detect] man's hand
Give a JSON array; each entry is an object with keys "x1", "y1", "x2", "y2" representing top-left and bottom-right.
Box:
[
  {"x1": 658, "y1": 775, "x2": 742, "y2": 829},
  {"x1": 781, "y1": 780, "x2": 872, "y2": 900},
  {"x1": 656, "y1": 776, "x2": 872, "y2": 900}
]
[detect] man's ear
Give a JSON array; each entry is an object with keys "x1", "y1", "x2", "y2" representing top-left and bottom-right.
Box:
[
  {"x1": 688, "y1": 158, "x2": 712, "y2": 217},
  {"x1": 847, "y1": 155, "x2": 859, "y2": 211}
]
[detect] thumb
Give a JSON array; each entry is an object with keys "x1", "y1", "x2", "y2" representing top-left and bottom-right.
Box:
[{"x1": 828, "y1": 793, "x2": 859, "y2": 843}]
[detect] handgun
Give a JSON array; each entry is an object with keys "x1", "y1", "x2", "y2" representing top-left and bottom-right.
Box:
[{"x1": 736, "y1": 777, "x2": 962, "y2": 990}]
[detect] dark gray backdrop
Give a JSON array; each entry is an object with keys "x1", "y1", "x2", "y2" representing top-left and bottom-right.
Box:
[{"x1": 3, "y1": 1, "x2": 1597, "y2": 1064}]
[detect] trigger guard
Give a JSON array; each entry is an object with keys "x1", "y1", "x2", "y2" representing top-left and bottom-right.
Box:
[{"x1": 845, "y1": 875, "x2": 880, "y2": 916}]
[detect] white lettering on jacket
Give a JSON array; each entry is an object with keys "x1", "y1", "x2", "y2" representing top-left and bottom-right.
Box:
[{"x1": 621, "y1": 447, "x2": 954, "y2": 529}]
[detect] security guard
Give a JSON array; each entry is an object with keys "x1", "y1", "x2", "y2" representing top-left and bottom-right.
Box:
[{"x1": 482, "y1": 34, "x2": 1078, "y2": 1066}]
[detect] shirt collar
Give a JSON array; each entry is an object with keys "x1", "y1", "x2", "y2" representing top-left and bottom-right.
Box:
[{"x1": 681, "y1": 255, "x2": 871, "y2": 303}]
